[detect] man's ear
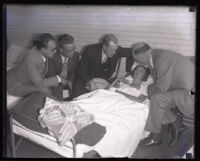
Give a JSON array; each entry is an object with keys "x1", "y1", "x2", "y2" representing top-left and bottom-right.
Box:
[
  {"x1": 40, "y1": 48, "x2": 46, "y2": 55},
  {"x1": 58, "y1": 47, "x2": 63, "y2": 53}
]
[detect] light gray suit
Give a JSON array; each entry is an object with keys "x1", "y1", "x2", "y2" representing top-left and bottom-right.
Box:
[
  {"x1": 145, "y1": 49, "x2": 195, "y2": 133},
  {"x1": 7, "y1": 47, "x2": 59, "y2": 97}
]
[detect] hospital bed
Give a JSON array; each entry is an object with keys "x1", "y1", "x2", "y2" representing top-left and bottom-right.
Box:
[{"x1": 6, "y1": 43, "x2": 194, "y2": 158}]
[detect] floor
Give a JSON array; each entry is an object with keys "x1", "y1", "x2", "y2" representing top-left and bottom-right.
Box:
[{"x1": 6, "y1": 124, "x2": 194, "y2": 159}]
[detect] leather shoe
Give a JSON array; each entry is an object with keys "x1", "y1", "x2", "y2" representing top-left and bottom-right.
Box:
[{"x1": 144, "y1": 139, "x2": 162, "y2": 146}]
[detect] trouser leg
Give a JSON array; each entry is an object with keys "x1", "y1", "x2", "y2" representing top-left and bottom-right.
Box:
[
  {"x1": 51, "y1": 84, "x2": 63, "y2": 101},
  {"x1": 145, "y1": 92, "x2": 177, "y2": 133},
  {"x1": 8, "y1": 85, "x2": 41, "y2": 97},
  {"x1": 174, "y1": 126, "x2": 194, "y2": 157},
  {"x1": 170, "y1": 89, "x2": 194, "y2": 129},
  {"x1": 71, "y1": 78, "x2": 89, "y2": 99}
]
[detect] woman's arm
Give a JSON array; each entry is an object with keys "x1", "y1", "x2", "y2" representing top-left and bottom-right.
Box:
[{"x1": 115, "y1": 90, "x2": 143, "y2": 103}]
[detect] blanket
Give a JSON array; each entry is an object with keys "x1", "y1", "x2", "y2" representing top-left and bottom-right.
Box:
[
  {"x1": 72, "y1": 89, "x2": 149, "y2": 158},
  {"x1": 9, "y1": 92, "x2": 106, "y2": 147},
  {"x1": 38, "y1": 97, "x2": 95, "y2": 146}
]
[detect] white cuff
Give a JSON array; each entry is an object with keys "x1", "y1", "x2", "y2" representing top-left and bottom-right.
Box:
[{"x1": 56, "y1": 75, "x2": 61, "y2": 83}]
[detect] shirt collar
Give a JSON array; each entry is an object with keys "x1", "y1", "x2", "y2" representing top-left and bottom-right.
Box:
[
  {"x1": 150, "y1": 54, "x2": 154, "y2": 69},
  {"x1": 102, "y1": 49, "x2": 108, "y2": 60},
  {"x1": 41, "y1": 55, "x2": 47, "y2": 63},
  {"x1": 61, "y1": 54, "x2": 69, "y2": 63}
]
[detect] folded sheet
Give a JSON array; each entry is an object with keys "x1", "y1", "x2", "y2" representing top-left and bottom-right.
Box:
[{"x1": 38, "y1": 97, "x2": 94, "y2": 146}]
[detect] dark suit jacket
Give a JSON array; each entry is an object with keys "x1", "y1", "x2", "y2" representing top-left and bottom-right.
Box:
[
  {"x1": 7, "y1": 47, "x2": 59, "y2": 97},
  {"x1": 77, "y1": 43, "x2": 132, "y2": 84},
  {"x1": 46, "y1": 51, "x2": 79, "y2": 100},
  {"x1": 126, "y1": 54, "x2": 135, "y2": 74},
  {"x1": 46, "y1": 51, "x2": 79, "y2": 84}
]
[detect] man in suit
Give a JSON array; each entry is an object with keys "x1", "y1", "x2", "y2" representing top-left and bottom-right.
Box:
[
  {"x1": 7, "y1": 33, "x2": 66, "y2": 97},
  {"x1": 72, "y1": 34, "x2": 132, "y2": 98},
  {"x1": 131, "y1": 42, "x2": 195, "y2": 157},
  {"x1": 46, "y1": 34, "x2": 79, "y2": 100}
]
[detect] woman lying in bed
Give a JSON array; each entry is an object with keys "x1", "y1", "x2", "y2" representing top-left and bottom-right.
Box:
[
  {"x1": 37, "y1": 64, "x2": 153, "y2": 158},
  {"x1": 109, "y1": 64, "x2": 151, "y2": 103}
]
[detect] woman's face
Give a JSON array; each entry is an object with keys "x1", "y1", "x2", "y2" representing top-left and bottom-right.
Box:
[{"x1": 132, "y1": 66, "x2": 146, "y2": 80}]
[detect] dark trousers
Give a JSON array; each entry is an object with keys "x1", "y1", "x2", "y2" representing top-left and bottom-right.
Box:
[
  {"x1": 175, "y1": 126, "x2": 194, "y2": 157},
  {"x1": 71, "y1": 78, "x2": 89, "y2": 99}
]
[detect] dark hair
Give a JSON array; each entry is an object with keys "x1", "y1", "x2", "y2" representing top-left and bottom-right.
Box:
[
  {"x1": 101, "y1": 34, "x2": 118, "y2": 46},
  {"x1": 130, "y1": 65, "x2": 151, "y2": 82},
  {"x1": 131, "y1": 42, "x2": 151, "y2": 55},
  {"x1": 57, "y1": 34, "x2": 74, "y2": 48},
  {"x1": 33, "y1": 33, "x2": 55, "y2": 50}
]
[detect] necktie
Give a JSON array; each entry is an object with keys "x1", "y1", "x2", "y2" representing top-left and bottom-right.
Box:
[
  {"x1": 44, "y1": 59, "x2": 48, "y2": 76},
  {"x1": 150, "y1": 66, "x2": 156, "y2": 81},
  {"x1": 61, "y1": 57, "x2": 68, "y2": 78}
]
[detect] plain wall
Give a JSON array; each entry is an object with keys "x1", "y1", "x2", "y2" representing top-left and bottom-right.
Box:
[{"x1": 6, "y1": 5, "x2": 196, "y2": 57}]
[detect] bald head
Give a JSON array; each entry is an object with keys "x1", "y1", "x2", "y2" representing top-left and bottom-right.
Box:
[{"x1": 131, "y1": 42, "x2": 152, "y2": 66}]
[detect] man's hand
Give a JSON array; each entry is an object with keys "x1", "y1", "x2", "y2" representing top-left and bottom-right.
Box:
[
  {"x1": 85, "y1": 78, "x2": 110, "y2": 91},
  {"x1": 85, "y1": 80, "x2": 97, "y2": 91},
  {"x1": 60, "y1": 76, "x2": 67, "y2": 85},
  {"x1": 138, "y1": 94, "x2": 147, "y2": 102},
  {"x1": 118, "y1": 77, "x2": 129, "y2": 84}
]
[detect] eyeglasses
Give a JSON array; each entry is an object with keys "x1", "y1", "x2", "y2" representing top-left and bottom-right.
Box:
[
  {"x1": 61, "y1": 45, "x2": 76, "y2": 54},
  {"x1": 46, "y1": 47, "x2": 56, "y2": 53}
]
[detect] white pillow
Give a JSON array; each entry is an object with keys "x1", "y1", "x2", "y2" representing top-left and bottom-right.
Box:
[
  {"x1": 7, "y1": 93, "x2": 22, "y2": 110},
  {"x1": 7, "y1": 43, "x2": 29, "y2": 70},
  {"x1": 87, "y1": 78, "x2": 110, "y2": 91}
]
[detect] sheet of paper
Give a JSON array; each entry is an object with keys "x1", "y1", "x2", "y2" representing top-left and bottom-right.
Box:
[{"x1": 63, "y1": 90, "x2": 69, "y2": 98}]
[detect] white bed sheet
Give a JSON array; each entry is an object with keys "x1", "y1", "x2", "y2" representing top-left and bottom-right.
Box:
[
  {"x1": 12, "y1": 89, "x2": 149, "y2": 158},
  {"x1": 72, "y1": 89, "x2": 149, "y2": 158}
]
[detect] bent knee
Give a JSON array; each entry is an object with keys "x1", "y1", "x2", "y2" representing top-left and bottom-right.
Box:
[
  {"x1": 150, "y1": 93, "x2": 164, "y2": 101},
  {"x1": 40, "y1": 87, "x2": 52, "y2": 95}
]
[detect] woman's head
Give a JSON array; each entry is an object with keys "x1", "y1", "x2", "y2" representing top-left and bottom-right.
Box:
[
  {"x1": 33, "y1": 33, "x2": 56, "y2": 58},
  {"x1": 130, "y1": 65, "x2": 151, "y2": 82}
]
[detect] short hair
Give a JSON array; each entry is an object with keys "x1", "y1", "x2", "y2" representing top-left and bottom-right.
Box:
[
  {"x1": 131, "y1": 42, "x2": 151, "y2": 55},
  {"x1": 130, "y1": 65, "x2": 151, "y2": 82},
  {"x1": 33, "y1": 33, "x2": 55, "y2": 50},
  {"x1": 57, "y1": 34, "x2": 74, "y2": 48},
  {"x1": 101, "y1": 34, "x2": 118, "y2": 46}
]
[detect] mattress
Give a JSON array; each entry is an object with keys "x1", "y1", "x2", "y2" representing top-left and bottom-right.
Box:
[
  {"x1": 9, "y1": 90, "x2": 150, "y2": 158},
  {"x1": 12, "y1": 119, "x2": 75, "y2": 158}
]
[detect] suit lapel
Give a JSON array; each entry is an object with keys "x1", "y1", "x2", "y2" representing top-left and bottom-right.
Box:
[
  {"x1": 44, "y1": 58, "x2": 48, "y2": 76},
  {"x1": 67, "y1": 56, "x2": 73, "y2": 73},
  {"x1": 34, "y1": 49, "x2": 46, "y2": 77},
  {"x1": 150, "y1": 51, "x2": 157, "y2": 81},
  {"x1": 55, "y1": 53, "x2": 63, "y2": 73},
  {"x1": 95, "y1": 49, "x2": 103, "y2": 73}
]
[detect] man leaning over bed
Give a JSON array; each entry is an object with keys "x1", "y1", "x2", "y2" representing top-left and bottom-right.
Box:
[
  {"x1": 7, "y1": 33, "x2": 67, "y2": 98},
  {"x1": 46, "y1": 34, "x2": 79, "y2": 101},
  {"x1": 71, "y1": 34, "x2": 133, "y2": 98},
  {"x1": 131, "y1": 42, "x2": 195, "y2": 158}
]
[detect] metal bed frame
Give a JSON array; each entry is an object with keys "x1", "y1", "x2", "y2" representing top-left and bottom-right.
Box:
[{"x1": 8, "y1": 112, "x2": 77, "y2": 158}]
